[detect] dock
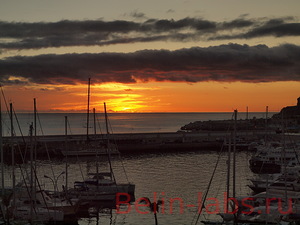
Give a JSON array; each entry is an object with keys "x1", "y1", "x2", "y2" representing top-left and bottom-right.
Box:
[{"x1": 2, "y1": 129, "x2": 293, "y2": 160}]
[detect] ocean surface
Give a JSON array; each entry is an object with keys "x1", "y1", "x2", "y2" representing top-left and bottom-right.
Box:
[
  {"x1": 3, "y1": 151, "x2": 254, "y2": 225},
  {"x1": 1, "y1": 112, "x2": 276, "y2": 136}
]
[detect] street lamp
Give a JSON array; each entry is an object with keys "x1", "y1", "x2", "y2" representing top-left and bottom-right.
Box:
[{"x1": 44, "y1": 171, "x2": 65, "y2": 194}]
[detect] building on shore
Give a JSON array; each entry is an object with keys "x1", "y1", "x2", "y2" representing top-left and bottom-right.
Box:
[{"x1": 272, "y1": 97, "x2": 300, "y2": 132}]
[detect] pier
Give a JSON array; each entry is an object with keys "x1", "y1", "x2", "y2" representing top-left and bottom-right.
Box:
[{"x1": 2, "y1": 129, "x2": 293, "y2": 158}]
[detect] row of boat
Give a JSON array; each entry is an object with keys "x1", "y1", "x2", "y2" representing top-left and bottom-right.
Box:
[
  {"x1": 197, "y1": 108, "x2": 300, "y2": 225},
  {"x1": 0, "y1": 101, "x2": 135, "y2": 224}
]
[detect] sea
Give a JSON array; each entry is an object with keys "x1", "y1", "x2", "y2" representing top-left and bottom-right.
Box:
[
  {"x1": 1, "y1": 112, "x2": 276, "y2": 136},
  {"x1": 1, "y1": 112, "x2": 276, "y2": 225}
]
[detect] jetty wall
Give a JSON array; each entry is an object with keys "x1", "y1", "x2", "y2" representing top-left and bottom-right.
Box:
[{"x1": 2, "y1": 130, "x2": 293, "y2": 159}]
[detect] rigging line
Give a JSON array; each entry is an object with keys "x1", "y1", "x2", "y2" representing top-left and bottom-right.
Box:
[
  {"x1": 65, "y1": 118, "x2": 85, "y2": 183},
  {"x1": 35, "y1": 108, "x2": 56, "y2": 180},
  {"x1": 67, "y1": 118, "x2": 73, "y2": 135},
  {"x1": 9, "y1": 104, "x2": 28, "y2": 166},
  {"x1": 17, "y1": 164, "x2": 39, "y2": 216},
  {"x1": 192, "y1": 111, "x2": 235, "y2": 225},
  {"x1": 107, "y1": 115, "x2": 130, "y2": 183},
  {"x1": 95, "y1": 113, "x2": 104, "y2": 138},
  {"x1": 13, "y1": 108, "x2": 26, "y2": 144},
  {"x1": 192, "y1": 141, "x2": 226, "y2": 225},
  {"x1": 0, "y1": 84, "x2": 9, "y2": 114}
]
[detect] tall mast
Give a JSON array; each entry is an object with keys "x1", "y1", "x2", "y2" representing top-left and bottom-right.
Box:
[
  {"x1": 33, "y1": 98, "x2": 37, "y2": 204},
  {"x1": 93, "y1": 108, "x2": 96, "y2": 138},
  {"x1": 226, "y1": 135, "x2": 231, "y2": 213},
  {"x1": 265, "y1": 106, "x2": 268, "y2": 144},
  {"x1": 65, "y1": 116, "x2": 68, "y2": 192},
  {"x1": 29, "y1": 123, "x2": 34, "y2": 222},
  {"x1": 104, "y1": 103, "x2": 109, "y2": 135},
  {"x1": 86, "y1": 78, "x2": 91, "y2": 141},
  {"x1": 10, "y1": 103, "x2": 15, "y2": 208},
  {"x1": 93, "y1": 108, "x2": 99, "y2": 177},
  {"x1": 232, "y1": 109, "x2": 237, "y2": 199},
  {"x1": 0, "y1": 95, "x2": 3, "y2": 196},
  {"x1": 104, "y1": 102, "x2": 115, "y2": 182}
]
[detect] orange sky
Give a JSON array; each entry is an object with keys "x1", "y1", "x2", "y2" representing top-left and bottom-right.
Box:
[
  {"x1": 2, "y1": 81, "x2": 299, "y2": 113},
  {"x1": 1, "y1": 1, "x2": 300, "y2": 113}
]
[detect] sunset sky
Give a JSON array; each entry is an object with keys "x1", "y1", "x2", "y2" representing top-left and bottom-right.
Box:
[{"x1": 0, "y1": 0, "x2": 300, "y2": 112}]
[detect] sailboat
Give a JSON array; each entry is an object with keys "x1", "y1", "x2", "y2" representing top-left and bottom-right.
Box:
[
  {"x1": 66, "y1": 102, "x2": 135, "y2": 204},
  {"x1": 62, "y1": 79, "x2": 135, "y2": 208},
  {"x1": 199, "y1": 110, "x2": 292, "y2": 225},
  {"x1": 6, "y1": 116, "x2": 65, "y2": 223}
]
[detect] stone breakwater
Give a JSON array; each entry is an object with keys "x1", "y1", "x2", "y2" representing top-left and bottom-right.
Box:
[{"x1": 2, "y1": 129, "x2": 289, "y2": 162}]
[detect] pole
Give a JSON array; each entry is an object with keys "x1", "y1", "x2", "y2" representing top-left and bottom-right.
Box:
[
  {"x1": 86, "y1": 78, "x2": 91, "y2": 141},
  {"x1": 65, "y1": 116, "x2": 68, "y2": 192},
  {"x1": 265, "y1": 106, "x2": 268, "y2": 144},
  {"x1": 29, "y1": 123, "x2": 34, "y2": 222},
  {"x1": 10, "y1": 103, "x2": 16, "y2": 210},
  {"x1": 33, "y1": 98, "x2": 37, "y2": 208},
  {"x1": 226, "y1": 135, "x2": 231, "y2": 213},
  {"x1": 104, "y1": 103, "x2": 115, "y2": 182},
  {"x1": 104, "y1": 103, "x2": 109, "y2": 135},
  {"x1": 0, "y1": 95, "x2": 3, "y2": 196},
  {"x1": 93, "y1": 108, "x2": 96, "y2": 137},
  {"x1": 232, "y1": 109, "x2": 237, "y2": 200},
  {"x1": 93, "y1": 108, "x2": 99, "y2": 185}
]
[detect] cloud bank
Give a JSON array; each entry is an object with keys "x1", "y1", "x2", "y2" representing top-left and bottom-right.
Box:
[
  {"x1": 0, "y1": 16, "x2": 299, "y2": 50},
  {"x1": 1, "y1": 44, "x2": 299, "y2": 85}
]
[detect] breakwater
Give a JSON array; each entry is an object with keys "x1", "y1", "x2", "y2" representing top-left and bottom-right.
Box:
[{"x1": 2, "y1": 129, "x2": 291, "y2": 160}]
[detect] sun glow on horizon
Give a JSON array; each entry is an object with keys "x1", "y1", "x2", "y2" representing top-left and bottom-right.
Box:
[{"x1": 1, "y1": 80, "x2": 300, "y2": 113}]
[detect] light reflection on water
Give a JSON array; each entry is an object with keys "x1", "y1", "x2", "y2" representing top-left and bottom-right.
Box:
[{"x1": 4, "y1": 151, "x2": 254, "y2": 225}]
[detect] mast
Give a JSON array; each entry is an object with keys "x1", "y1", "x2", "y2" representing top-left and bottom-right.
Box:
[
  {"x1": 265, "y1": 106, "x2": 268, "y2": 144},
  {"x1": 86, "y1": 78, "x2": 91, "y2": 141},
  {"x1": 93, "y1": 108, "x2": 97, "y2": 138},
  {"x1": 10, "y1": 103, "x2": 15, "y2": 208},
  {"x1": 226, "y1": 135, "x2": 231, "y2": 213},
  {"x1": 29, "y1": 123, "x2": 34, "y2": 222},
  {"x1": 0, "y1": 95, "x2": 3, "y2": 196},
  {"x1": 232, "y1": 109, "x2": 237, "y2": 199},
  {"x1": 93, "y1": 108, "x2": 99, "y2": 183},
  {"x1": 104, "y1": 102, "x2": 115, "y2": 182},
  {"x1": 65, "y1": 116, "x2": 68, "y2": 192},
  {"x1": 104, "y1": 103, "x2": 109, "y2": 135},
  {"x1": 33, "y1": 98, "x2": 37, "y2": 206}
]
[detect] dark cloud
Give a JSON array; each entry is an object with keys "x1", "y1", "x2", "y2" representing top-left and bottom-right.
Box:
[
  {"x1": 129, "y1": 11, "x2": 147, "y2": 19},
  {"x1": 0, "y1": 44, "x2": 299, "y2": 85},
  {"x1": 0, "y1": 16, "x2": 298, "y2": 50}
]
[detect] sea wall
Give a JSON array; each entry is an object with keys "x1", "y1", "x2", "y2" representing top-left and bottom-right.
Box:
[{"x1": 2, "y1": 129, "x2": 290, "y2": 161}]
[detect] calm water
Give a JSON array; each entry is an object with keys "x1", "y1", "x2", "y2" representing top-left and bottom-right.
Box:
[
  {"x1": 1, "y1": 112, "x2": 276, "y2": 136},
  {"x1": 3, "y1": 151, "x2": 254, "y2": 225},
  {"x1": 2, "y1": 112, "x2": 265, "y2": 224}
]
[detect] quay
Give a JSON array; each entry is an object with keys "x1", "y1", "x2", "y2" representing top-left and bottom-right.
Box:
[{"x1": 2, "y1": 129, "x2": 295, "y2": 159}]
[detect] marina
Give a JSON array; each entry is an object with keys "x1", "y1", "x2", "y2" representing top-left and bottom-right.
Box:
[{"x1": 1, "y1": 108, "x2": 300, "y2": 224}]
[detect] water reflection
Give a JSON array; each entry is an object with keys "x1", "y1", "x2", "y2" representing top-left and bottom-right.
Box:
[{"x1": 3, "y1": 151, "x2": 253, "y2": 224}]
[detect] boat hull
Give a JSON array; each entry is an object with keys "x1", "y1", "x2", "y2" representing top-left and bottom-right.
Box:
[{"x1": 249, "y1": 159, "x2": 281, "y2": 174}]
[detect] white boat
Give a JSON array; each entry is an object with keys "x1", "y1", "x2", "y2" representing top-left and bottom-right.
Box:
[
  {"x1": 248, "y1": 167, "x2": 300, "y2": 193},
  {"x1": 61, "y1": 143, "x2": 119, "y2": 156},
  {"x1": 8, "y1": 187, "x2": 79, "y2": 218},
  {"x1": 249, "y1": 142, "x2": 300, "y2": 174},
  {"x1": 67, "y1": 172, "x2": 135, "y2": 202}
]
